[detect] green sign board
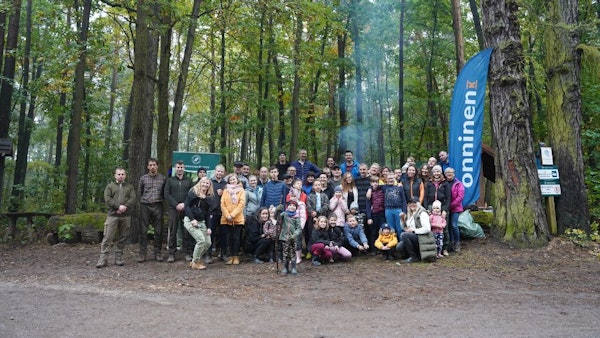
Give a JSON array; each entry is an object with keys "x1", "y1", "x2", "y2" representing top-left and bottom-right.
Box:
[
  {"x1": 172, "y1": 152, "x2": 221, "y2": 175},
  {"x1": 537, "y1": 165, "x2": 561, "y2": 196}
]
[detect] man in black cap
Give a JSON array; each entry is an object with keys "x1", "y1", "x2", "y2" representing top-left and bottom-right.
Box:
[{"x1": 232, "y1": 161, "x2": 248, "y2": 188}]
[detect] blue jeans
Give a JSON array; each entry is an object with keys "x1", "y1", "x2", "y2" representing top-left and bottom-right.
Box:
[
  {"x1": 385, "y1": 208, "x2": 403, "y2": 235},
  {"x1": 449, "y1": 212, "x2": 461, "y2": 244}
]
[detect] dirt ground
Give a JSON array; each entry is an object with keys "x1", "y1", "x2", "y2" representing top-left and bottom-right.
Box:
[{"x1": 1, "y1": 236, "x2": 599, "y2": 337}]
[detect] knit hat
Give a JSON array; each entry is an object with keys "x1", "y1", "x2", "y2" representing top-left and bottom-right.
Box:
[
  {"x1": 334, "y1": 185, "x2": 343, "y2": 192},
  {"x1": 287, "y1": 200, "x2": 298, "y2": 207},
  {"x1": 432, "y1": 200, "x2": 442, "y2": 209}
]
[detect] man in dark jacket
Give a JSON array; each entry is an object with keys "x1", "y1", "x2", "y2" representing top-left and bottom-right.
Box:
[{"x1": 164, "y1": 160, "x2": 194, "y2": 262}]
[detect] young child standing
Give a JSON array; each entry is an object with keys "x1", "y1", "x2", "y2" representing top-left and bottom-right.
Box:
[
  {"x1": 327, "y1": 214, "x2": 352, "y2": 261},
  {"x1": 309, "y1": 216, "x2": 333, "y2": 266},
  {"x1": 329, "y1": 185, "x2": 349, "y2": 227},
  {"x1": 429, "y1": 200, "x2": 447, "y2": 258},
  {"x1": 278, "y1": 200, "x2": 302, "y2": 275},
  {"x1": 287, "y1": 178, "x2": 308, "y2": 264},
  {"x1": 262, "y1": 206, "x2": 279, "y2": 263},
  {"x1": 374, "y1": 223, "x2": 398, "y2": 260}
]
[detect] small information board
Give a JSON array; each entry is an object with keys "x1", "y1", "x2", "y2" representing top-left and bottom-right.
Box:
[
  {"x1": 537, "y1": 165, "x2": 561, "y2": 196},
  {"x1": 172, "y1": 152, "x2": 220, "y2": 176}
]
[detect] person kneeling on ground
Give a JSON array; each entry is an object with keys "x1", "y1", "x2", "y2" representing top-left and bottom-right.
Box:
[{"x1": 396, "y1": 197, "x2": 437, "y2": 263}]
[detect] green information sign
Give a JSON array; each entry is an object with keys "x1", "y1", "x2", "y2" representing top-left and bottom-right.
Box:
[{"x1": 172, "y1": 152, "x2": 221, "y2": 175}]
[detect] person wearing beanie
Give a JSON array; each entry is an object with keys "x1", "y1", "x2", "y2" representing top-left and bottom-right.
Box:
[
  {"x1": 375, "y1": 223, "x2": 398, "y2": 260},
  {"x1": 278, "y1": 200, "x2": 302, "y2": 275},
  {"x1": 429, "y1": 200, "x2": 447, "y2": 258},
  {"x1": 329, "y1": 185, "x2": 349, "y2": 227}
]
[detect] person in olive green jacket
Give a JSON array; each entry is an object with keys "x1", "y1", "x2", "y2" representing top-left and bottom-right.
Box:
[{"x1": 96, "y1": 167, "x2": 136, "y2": 268}]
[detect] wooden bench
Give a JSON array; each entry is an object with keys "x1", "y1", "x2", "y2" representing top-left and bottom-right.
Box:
[{"x1": 1, "y1": 212, "x2": 56, "y2": 241}]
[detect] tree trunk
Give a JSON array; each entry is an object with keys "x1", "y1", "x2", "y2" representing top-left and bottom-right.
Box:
[
  {"x1": 289, "y1": 10, "x2": 302, "y2": 159},
  {"x1": 398, "y1": 0, "x2": 405, "y2": 156},
  {"x1": 351, "y1": 0, "x2": 364, "y2": 160},
  {"x1": 65, "y1": 0, "x2": 91, "y2": 214},
  {"x1": 157, "y1": 10, "x2": 172, "y2": 173},
  {"x1": 170, "y1": 0, "x2": 203, "y2": 166},
  {"x1": 129, "y1": 0, "x2": 159, "y2": 242},
  {"x1": 0, "y1": 0, "x2": 22, "y2": 209},
  {"x1": 337, "y1": 31, "x2": 347, "y2": 159},
  {"x1": 544, "y1": 0, "x2": 589, "y2": 232},
  {"x1": 209, "y1": 28, "x2": 217, "y2": 154},
  {"x1": 451, "y1": 0, "x2": 465, "y2": 74},
  {"x1": 482, "y1": 0, "x2": 549, "y2": 246},
  {"x1": 273, "y1": 55, "x2": 286, "y2": 151},
  {"x1": 10, "y1": 0, "x2": 34, "y2": 212},
  {"x1": 468, "y1": 0, "x2": 485, "y2": 50}
]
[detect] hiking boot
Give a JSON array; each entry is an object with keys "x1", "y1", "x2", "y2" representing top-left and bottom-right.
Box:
[
  {"x1": 312, "y1": 257, "x2": 321, "y2": 266},
  {"x1": 115, "y1": 257, "x2": 124, "y2": 266},
  {"x1": 95, "y1": 258, "x2": 107, "y2": 268},
  {"x1": 189, "y1": 261, "x2": 206, "y2": 270},
  {"x1": 137, "y1": 253, "x2": 146, "y2": 263},
  {"x1": 253, "y1": 257, "x2": 264, "y2": 264},
  {"x1": 232, "y1": 256, "x2": 240, "y2": 265},
  {"x1": 225, "y1": 257, "x2": 234, "y2": 265},
  {"x1": 204, "y1": 254, "x2": 213, "y2": 264},
  {"x1": 454, "y1": 242, "x2": 461, "y2": 252},
  {"x1": 155, "y1": 254, "x2": 163, "y2": 262},
  {"x1": 167, "y1": 255, "x2": 175, "y2": 263}
]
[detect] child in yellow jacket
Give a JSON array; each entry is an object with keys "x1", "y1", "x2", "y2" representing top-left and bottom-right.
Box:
[{"x1": 375, "y1": 223, "x2": 398, "y2": 260}]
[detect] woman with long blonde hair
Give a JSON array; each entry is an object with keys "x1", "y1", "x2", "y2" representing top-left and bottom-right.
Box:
[{"x1": 183, "y1": 177, "x2": 216, "y2": 270}]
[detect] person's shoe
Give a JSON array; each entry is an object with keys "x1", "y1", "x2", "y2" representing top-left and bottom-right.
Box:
[
  {"x1": 204, "y1": 254, "x2": 213, "y2": 264},
  {"x1": 295, "y1": 250, "x2": 303, "y2": 264},
  {"x1": 155, "y1": 254, "x2": 163, "y2": 262},
  {"x1": 329, "y1": 258, "x2": 334, "y2": 263},
  {"x1": 115, "y1": 257, "x2": 124, "y2": 266},
  {"x1": 167, "y1": 255, "x2": 175, "y2": 263},
  {"x1": 225, "y1": 257, "x2": 234, "y2": 265},
  {"x1": 403, "y1": 257, "x2": 418, "y2": 263},
  {"x1": 454, "y1": 242, "x2": 461, "y2": 252},
  {"x1": 280, "y1": 261, "x2": 289, "y2": 276},
  {"x1": 253, "y1": 258, "x2": 264, "y2": 264},
  {"x1": 312, "y1": 257, "x2": 321, "y2": 266},
  {"x1": 95, "y1": 258, "x2": 107, "y2": 268},
  {"x1": 437, "y1": 254, "x2": 444, "y2": 259},
  {"x1": 185, "y1": 254, "x2": 193, "y2": 262},
  {"x1": 442, "y1": 250, "x2": 449, "y2": 257},
  {"x1": 190, "y1": 261, "x2": 206, "y2": 270},
  {"x1": 291, "y1": 261, "x2": 298, "y2": 275},
  {"x1": 137, "y1": 253, "x2": 146, "y2": 263},
  {"x1": 305, "y1": 252, "x2": 312, "y2": 260},
  {"x1": 232, "y1": 256, "x2": 240, "y2": 265}
]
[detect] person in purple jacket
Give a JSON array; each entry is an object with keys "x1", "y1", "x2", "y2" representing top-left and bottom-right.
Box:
[{"x1": 444, "y1": 167, "x2": 464, "y2": 252}]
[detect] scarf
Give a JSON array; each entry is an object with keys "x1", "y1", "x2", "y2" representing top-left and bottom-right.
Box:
[{"x1": 226, "y1": 183, "x2": 243, "y2": 204}]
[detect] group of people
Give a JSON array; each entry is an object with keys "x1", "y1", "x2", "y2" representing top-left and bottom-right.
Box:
[{"x1": 96, "y1": 149, "x2": 465, "y2": 276}]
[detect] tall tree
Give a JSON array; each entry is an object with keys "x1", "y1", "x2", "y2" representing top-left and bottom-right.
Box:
[
  {"x1": 10, "y1": 0, "x2": 34, "y2": 212},
  {"x1": 169, "y1": 0, "x2": 203, "y2": 166},
  {"x1": 544, "y1": 0, "x2": 589, "y2": 232},
  {"x1": 156, "y1": 4, "x2": 173, "y2": 172},
  {"x1": 451, "y1": 0, "x2": 465, "y2": 74},
  {"x1": 0, "y1": 0, "x2": 22, "y2": 209},
  {"x1": 289, "y1": 7, "x2": 303, "y2": 158},
  {"x1": 65, "y1": 0, "x2": 92, "y2": 214},
  {"x1": 482, "y1": 0, "x2": 549, "y2": 245}
]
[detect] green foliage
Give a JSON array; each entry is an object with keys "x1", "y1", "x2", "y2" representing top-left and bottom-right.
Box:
[
  {"x1": 564, "y1": 223, "x2": 600, "y2": 247},
  {"x1": 58, "y1": 223, "x2": 75, "y2": 241}
]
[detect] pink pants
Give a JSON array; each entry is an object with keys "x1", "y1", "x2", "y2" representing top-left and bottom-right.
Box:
[{"x1": 327, "y1": 245, "x2": 352, "y2": 260}]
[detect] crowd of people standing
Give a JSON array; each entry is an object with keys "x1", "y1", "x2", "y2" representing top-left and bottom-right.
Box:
[{"x1": 95, "y1": 149, "x2": 465, "y2": 276}]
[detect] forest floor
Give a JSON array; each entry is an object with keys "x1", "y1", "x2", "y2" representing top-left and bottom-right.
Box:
[{"x1": 0, "y1": 235, "x2": 599, "y2": 337}]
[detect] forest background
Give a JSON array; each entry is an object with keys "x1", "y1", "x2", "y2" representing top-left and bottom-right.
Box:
[{"x1": 0, "y1": 0, "x2": 598, "y2": 245}]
